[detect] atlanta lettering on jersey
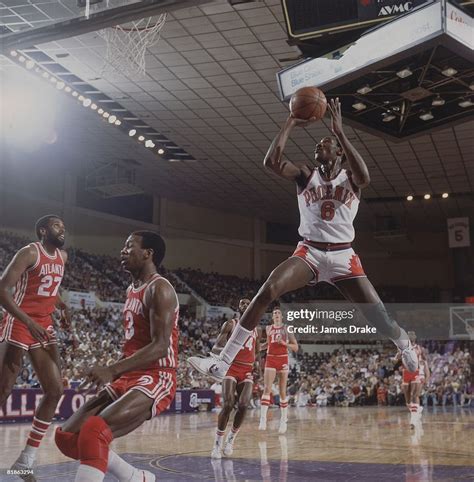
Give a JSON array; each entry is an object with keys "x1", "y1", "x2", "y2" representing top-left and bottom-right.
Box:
[
  {"x1": 124, "y1": 297, "x2": 144, "y2": 317},
  {"x1": 39, "y1": 264, "x2": 64, "y2": 277},
  {"x1": 301, "y1": 184, "x2": 356, "y2": 208}
]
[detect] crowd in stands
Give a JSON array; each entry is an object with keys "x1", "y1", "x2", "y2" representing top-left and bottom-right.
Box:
[{"x1": 1, "y1": 231, "x2": 471, "y2": 406}]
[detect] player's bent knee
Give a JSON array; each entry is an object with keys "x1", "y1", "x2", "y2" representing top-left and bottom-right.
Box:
[
  {"x1": 77, "y1": 416, "x2": 113, "y2": 473},
  {"x1": 55, "y1": 427, "x2": 80, "y2": 460}
]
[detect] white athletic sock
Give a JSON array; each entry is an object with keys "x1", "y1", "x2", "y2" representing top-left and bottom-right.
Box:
[
  {"x1": 280, "y1": 398, "x2": 288, "y2": 424},
  {"x1": 215, "y1": 429, "x2": 225, "y2": 449},
  {"x1": 22, "y1": 445, "x2": 38, "y2": 459},
  {"x1": 219, "y1": 324, "x2": 253, "y2": 365},
  {"x1": 108, "y1": 450, "x2": 136, "y2": 482},
  {"x1": 392, "y1": 327, "x2": 410, "y2": 350},
  {"x1": 75, "y1": 464, "x2": 104, "y2": 482},
  {"x1": 227, "y1": 427, "x2": 239, "y2": 444}
]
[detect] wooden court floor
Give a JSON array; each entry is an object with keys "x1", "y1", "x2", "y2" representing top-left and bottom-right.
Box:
[{"x1": 0, "y1": 406, "x2": 472, "y2": 481}]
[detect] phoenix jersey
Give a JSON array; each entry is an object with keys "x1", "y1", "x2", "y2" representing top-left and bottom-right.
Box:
[
  {"x1": 298, "y1": 168, "x2": 360, "y2": 243},
  {"x1": 267, "y1": 324, "x2": 289, "y2": 357},
  {"x1": 231, "y1": 319, "x2": 258, "y2": 366},
  {"x1": 10, "y1": 242, "x2": 65, "y2": 318},
  {"x1": 123, "y1": 274, "x2": 179, "y2": 370}
]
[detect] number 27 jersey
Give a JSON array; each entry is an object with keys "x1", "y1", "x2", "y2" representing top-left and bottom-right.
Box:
[{"x1": 297, "y1": 168, "x2": 360, "y2": 243}]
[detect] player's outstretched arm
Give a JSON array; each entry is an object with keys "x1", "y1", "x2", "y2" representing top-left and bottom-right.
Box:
[
  {"x1": 327, "y1": 98, "x2": 370, "y2": 189},
  {"x1": 0, "y1": 246, "x2": 50, "y2": 345},
  {"x1": 212, "y1": 319, "x2": 234, "y2": 355},
  {"x1": 263, "y1": 115, "x2": 313, "y2": 184}
]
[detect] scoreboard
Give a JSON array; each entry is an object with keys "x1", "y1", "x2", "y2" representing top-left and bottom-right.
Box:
[{"x1": 281, "y1": 0, "x2": 430, "y2": 41}]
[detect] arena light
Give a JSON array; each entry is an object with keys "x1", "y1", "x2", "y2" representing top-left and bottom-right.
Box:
[
  {"x1": 145, "y1": 140, "x2": 155, "y2": 148},
  {"x1": 103, "y1": 112, "x2": 110, "y2": 119},
  {"x1": 128, "y1": 129, "x2": 137, "y2": 137},
  {"x1": 25, "y1": 60, "x2": 35, "y2": 70},
  {"x1": 352, "y1": 102, "x2": 367, "y2": 111},
  {"x1": 56, "y1": 81, "x2": 65, "y2": 90},
  {"x1": 382, "y1": 112, "x2": 396, "y2": 122},
  {"x1": 98, "y1": 108, "x2": 104, "y2": 114},
  {"x1": 72, "y1": 91, "x2": 78, "y2": 97},
  {"x1": 158, "y1": 148, "x2": 165, "y2": 155},
  {"x1": 91, "y1": 103, "x2": 98, "y2": 110},
  {"x1": 432, "y1": 95, "x2": 445, "y2": 107},
  {"x1": 357, "y1": 85, "x2": 372, "y2": 95},
  {"x1": 424, "y1": 194, "x2": 431, "y2": 200},
  {"x1": 83, "y1": 98, "x2": 92, "y2": 107},
  {"x1": 114, "y1": 119, "x2": 121, "y2": 126},
  {"x1": 138, "y1": 135, "x2": 145, "y2": 141},
  {"x1": 65, "y1": 86, "x2": 72, "y2": 93},
  {"x1": 442, "y1": 192, "x2": 449, "y2": 199},
  {"x1": 458, "y1": 98, "x2": 474, "y2": 108},
  {"x1": 42, "y1": 72, "x2": 50, "y2": 79},
  {"x1": 108, "y1": 115, "x2": 117, "y2": 123},
  {"x1": 419, "y1": 111, "x2": 434, "y2": 121},
  {"x1": 406, "y1": 195, "x2": 414, "y2": 201},
  {"x1": 441, "y1": 67, "x2": 457, "y2": 77},
  {"x1": 50, "y1": 77, "x2": 57, "y2": 84},
  {"x1": 18, "y1": 55, "x2": 25, "y2": 63},
  {"x1": 396, "y1": 68, "x2": 412, "y2": 78},
  {"x1": 78, "y1": 95, "x2": 85, "y2": 102},
  {"x1": 10, "y1": 50, "x2": 17, "y2": 57}
]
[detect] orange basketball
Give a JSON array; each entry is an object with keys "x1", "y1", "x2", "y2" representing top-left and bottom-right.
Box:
[{"x1": 289, "y1": 86, "x2": 327, "y2": 121}]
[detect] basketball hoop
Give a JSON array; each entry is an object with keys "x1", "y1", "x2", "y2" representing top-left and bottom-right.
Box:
[{"x1": 97, "y1": 13, "x2": 167, "y2": 79}]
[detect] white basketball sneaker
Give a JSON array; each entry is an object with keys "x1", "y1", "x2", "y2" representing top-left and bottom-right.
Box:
[
  {"x1": 10, "y1": 451, "x2": 36, "y2": 481},
  {"x1": 187, "y1": 354, "x2": 228, "y2": 382},
  {"x1": 211, "y1": 446, "x2": 223, "y2": 459},
  {"x1": 223, "y1": 440, "x2": 234, "y2": 457},
  {"x1": 401, "y1": 342, "x2": 419, "y2": 372}
]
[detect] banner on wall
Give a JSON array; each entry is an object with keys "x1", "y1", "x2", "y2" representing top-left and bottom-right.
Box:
[
  {"x1": 0, "y1": 389, "x2": 215, "y2": 423},
  {"x1": 67, "y1": 290, "x2": 97, "y2": 309},
  {"x1": 447, "y1": 217, "x2": 470, "y2": 248}
]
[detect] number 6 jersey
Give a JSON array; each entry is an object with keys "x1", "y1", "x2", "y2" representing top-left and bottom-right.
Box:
[
  {"x1": 13, "y1": 242, "x2": 65, "y2": 318},
  {"x1": 297, "y1": 168, "x2": 360, "y2": 243}
]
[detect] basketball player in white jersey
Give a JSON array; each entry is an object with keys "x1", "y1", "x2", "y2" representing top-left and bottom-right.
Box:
[{"x1": 188, "y1": 98, "x2": 418, "y2": 381}]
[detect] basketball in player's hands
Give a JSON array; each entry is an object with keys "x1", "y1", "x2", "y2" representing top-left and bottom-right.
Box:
[{"x1": 289, "y1": 87, "x2": 327, "y2": 121}]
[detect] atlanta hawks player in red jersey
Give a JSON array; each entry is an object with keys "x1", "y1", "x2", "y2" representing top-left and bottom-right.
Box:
[
  {"x1": 189, "y1": 98, "x2": 418, "y2": 381},
  {"x1": 259, "y1": 307, "x2": 298, "y2": 434},
  {"x1": 398, "y1": 331, "x2": 430, "y2": 428},
  {"x1": 55, "y1": 231, "x2": 178, "y2": 482},
  {"x1": 0, "y1": 214, "x2": 69, "y2": 476},
  {"x1": 210, "y1": 298, "x2": 260, "y2": 459}
]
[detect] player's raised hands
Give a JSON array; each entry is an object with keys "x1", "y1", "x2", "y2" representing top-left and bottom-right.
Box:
[
  {"x1": 327, "y1": 97, "x2": 344, "y2": 136},
  {"x1": 288, "y1": 114, "x2": 318, "y2": 128}
]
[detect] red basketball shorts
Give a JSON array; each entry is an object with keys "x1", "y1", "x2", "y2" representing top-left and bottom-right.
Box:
[
  {"x1": 0, "y1": 314, "x2": 57, "y2": 351},
  {"x1": 102, "y1": 369, "x2": 176, "y2": 418},
  {"x1": 402, "y1": 369, "x2": 421, "y2": 384},
  {"x1": 265, "y1": 355, "x2": 289, "y2": 372},
  {"x1": 225, "y1": 362, "x2": 253, "y2": 384}
]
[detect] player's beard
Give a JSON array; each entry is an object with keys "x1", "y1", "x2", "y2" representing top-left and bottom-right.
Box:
[{"x1": 48, "y1": 233, "x2": 65, "y2": 248}]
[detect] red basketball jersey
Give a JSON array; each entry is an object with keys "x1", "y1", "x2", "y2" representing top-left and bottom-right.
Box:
[
  {"x1": 13, "y1": 242, "x2": 65, "y2": 318},
  {"x1": 232, "y1": 319, "x2": 257, "y2": 365},
  {"x1": 267, "y1": 324, "x2": 288, "y2": 356},
  {"x1": 123, "y1": 274, "x2": 179, "y2": 370}
]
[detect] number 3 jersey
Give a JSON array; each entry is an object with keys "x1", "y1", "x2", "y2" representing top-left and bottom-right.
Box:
[
  {"x1": 123, "y1": 274, "x2": 179, "y2": 370},
  {"x1": 11, "y1": 242, "x2": 65, "y2": 318},
  {"x1": 297, "y1": 168, "x2": 360, "y2": 243}
]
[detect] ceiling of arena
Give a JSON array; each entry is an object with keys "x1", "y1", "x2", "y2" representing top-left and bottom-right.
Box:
[{"x1": 1, "y1": 0, "x2": 473, "y2": 230}]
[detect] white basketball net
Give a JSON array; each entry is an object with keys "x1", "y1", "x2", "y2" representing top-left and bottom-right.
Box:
[{"x1": 97, "y1": 14, "x2": 167, "y2": 78}]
